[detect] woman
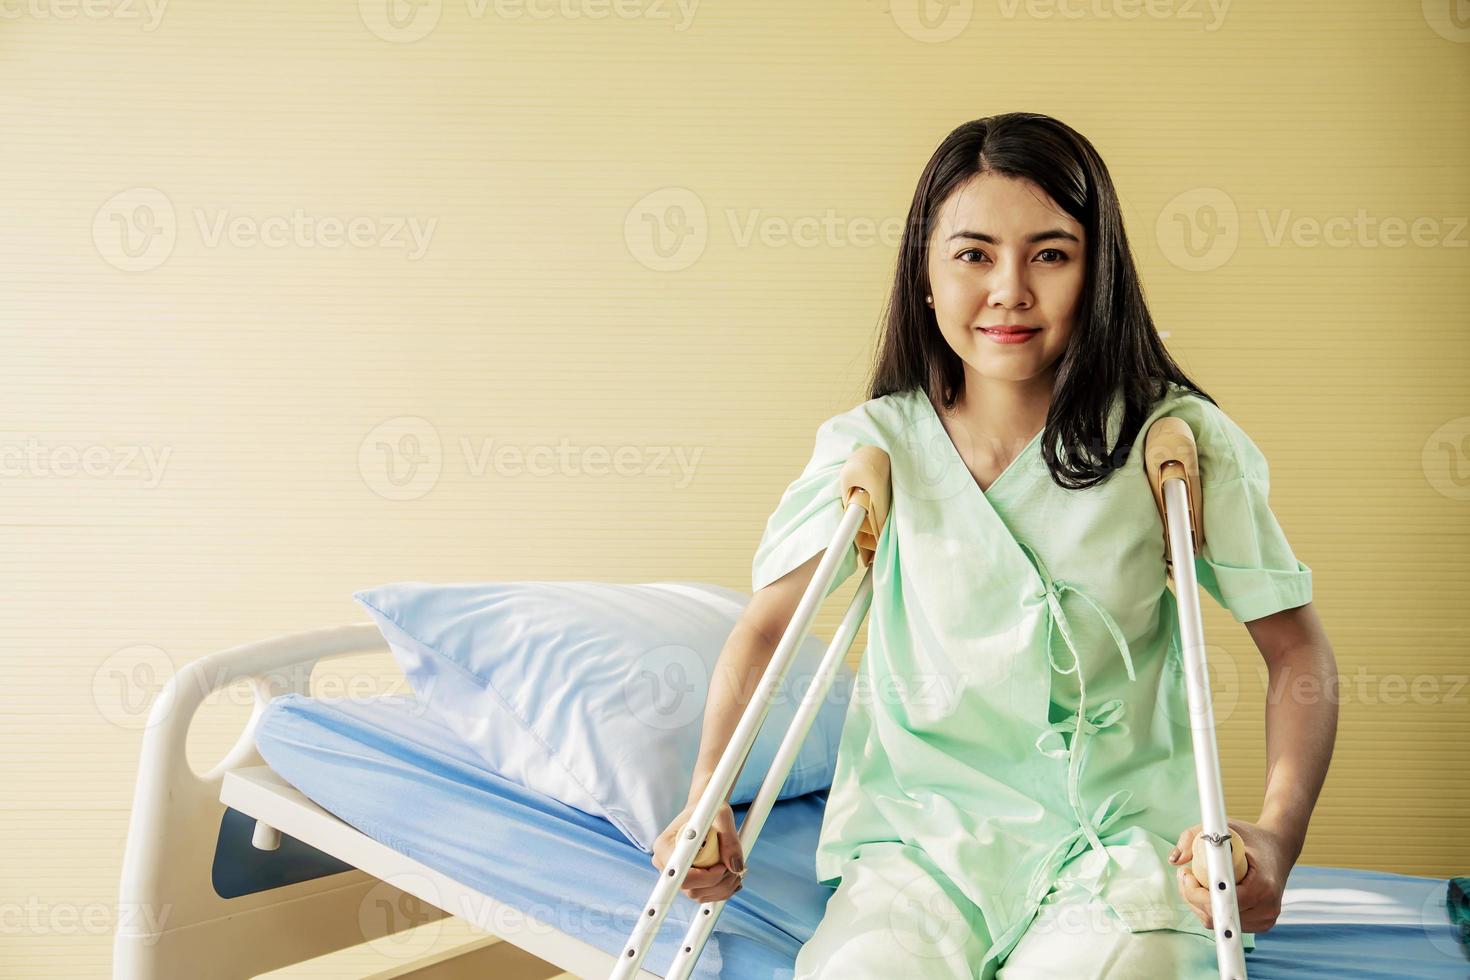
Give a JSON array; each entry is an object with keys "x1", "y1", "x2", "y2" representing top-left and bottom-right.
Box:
[{"x1": 653, "y1": 112, "x2": 1339, "y2": 979}]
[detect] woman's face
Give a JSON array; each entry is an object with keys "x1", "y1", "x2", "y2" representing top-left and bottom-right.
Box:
[{"x1": 924, "y1": 172, "x2": 1087, "y2": 388}]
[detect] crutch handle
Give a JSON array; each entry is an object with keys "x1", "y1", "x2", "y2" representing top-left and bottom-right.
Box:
[
  {"x1": 1143, "y1": 416, "x2": 1205, "y2": 568},
  {"x1": 692, "y1": 827, "x2": 720, "y2": 868},
  {"x1": 1191, "y1": 827, "x2": 1248, "y2": 885}
]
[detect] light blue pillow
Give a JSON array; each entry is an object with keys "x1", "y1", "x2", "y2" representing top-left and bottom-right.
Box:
[{"x1": 352, "y1": 579, "x2": 855, "y2": 853}]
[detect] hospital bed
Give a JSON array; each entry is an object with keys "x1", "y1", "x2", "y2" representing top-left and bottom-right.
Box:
[
  {"x1": 112, "y1": 621, "x2": 1466, "y2": 979},
  {"x1": 114, "y1": 423, "x2": 1466, "y2": 978}
]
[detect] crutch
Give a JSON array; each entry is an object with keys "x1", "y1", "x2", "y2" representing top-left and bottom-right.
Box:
[
  {"x1": 1144, "y1": 417, "x2": 1249, "y2": 980},
  {"x1": 610, "y1": 446, "x2": 892, "y2": 980}
]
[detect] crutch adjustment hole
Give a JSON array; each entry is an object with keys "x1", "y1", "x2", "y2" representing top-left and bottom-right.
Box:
[
  {"x1": 646, "y1": 907, "x2": 655, "y2": 916},
  {"x1": 666, "y1": 868, "x2": 675, "y2": 876},
  {"x1": 684, "y1": 946, "x2": 692, "y2": 953},
  {"x1": 626, "y1": 949, "x2": 636, "y2": 957},
  {"x1": 1217, "y1": 881, "x2": 1226, "y2": 890},
  {"x1": 1224, "y1": 929, "x2": 1233, "y2": 938},
  {"x1": 702, "y1": 907, "x2": 712, "y2": 915}
]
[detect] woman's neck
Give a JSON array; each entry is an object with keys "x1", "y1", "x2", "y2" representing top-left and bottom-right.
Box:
[{"x1": 952, "y1": 370, "x2": 1053, "y2": 447}]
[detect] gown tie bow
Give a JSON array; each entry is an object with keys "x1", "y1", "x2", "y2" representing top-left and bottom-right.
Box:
[{"x1": 1018, "y1": 540, "x2": 1140, "y2": 902}]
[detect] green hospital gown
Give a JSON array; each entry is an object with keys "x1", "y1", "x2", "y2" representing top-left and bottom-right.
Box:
[{"x1": 750, "y1": 382, "x2": 1313, "y2": 975}]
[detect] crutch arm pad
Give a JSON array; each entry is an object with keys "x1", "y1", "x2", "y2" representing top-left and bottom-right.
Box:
[
  {"x1": 839, "y1": 445, "x2": 892, "y2": 568},
  {"x1": 1143, "y1": 416, "x2": 1204, "y2": 559}
]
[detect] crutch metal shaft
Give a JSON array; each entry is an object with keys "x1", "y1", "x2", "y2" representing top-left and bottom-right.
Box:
[
  {"x1": 1146, "y1": 416, "x2": 1248, "y2": 980},
  {"x1": 605, "y1": 446, "x2": 882, "y2": 980},
  {"x1": 664, "y1": 566, "x2": 875, "y2": 979}
]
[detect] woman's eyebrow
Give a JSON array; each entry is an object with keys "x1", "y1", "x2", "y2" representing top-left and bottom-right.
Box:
[{"x1": 946, "y1": 228, "x2": 1081, "y2": 245}]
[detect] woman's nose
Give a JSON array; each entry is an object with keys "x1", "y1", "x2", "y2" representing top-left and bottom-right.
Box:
[{"x1": 986, "y1": 258, "x2": 1032, "y2": 309}]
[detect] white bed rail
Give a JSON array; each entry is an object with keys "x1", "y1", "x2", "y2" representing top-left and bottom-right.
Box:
[{"x1": 112, "y1": 622, "x2": 458, "y2": 979}]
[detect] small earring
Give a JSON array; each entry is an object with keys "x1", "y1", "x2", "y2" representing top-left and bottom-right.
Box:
[{"x1": 925, "y1": 295, "x2": 933, "y2": 305}]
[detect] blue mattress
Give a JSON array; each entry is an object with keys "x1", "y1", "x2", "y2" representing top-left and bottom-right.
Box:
[{"x1": 254, "y1": 694, "x2": 1467, "y2": 979}]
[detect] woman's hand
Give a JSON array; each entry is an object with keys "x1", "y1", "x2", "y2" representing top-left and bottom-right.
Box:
[
  {"x1": 650, "y1": 800, "x2": 746, "y2": 905},
  {"x1": 1169, "y1": 818, "x2": 1292, "y2": 933}
]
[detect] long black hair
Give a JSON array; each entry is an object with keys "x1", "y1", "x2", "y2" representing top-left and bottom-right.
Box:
[{"x1": 868, "y1": 111, "x2": 1215, "y2": 491}]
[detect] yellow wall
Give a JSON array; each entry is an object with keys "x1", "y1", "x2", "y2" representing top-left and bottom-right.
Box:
[{"x1": 2, "y1": 0, "x2": 1466, "y2": 975}]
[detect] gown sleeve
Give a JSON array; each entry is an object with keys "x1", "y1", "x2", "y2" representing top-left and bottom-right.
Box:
[
  {"x1": 750, "y1": 410, "x2": 868, "y2": 598},
  {"x1": 1191, "y1": 405, "x2": 1314, "y2": 624}
]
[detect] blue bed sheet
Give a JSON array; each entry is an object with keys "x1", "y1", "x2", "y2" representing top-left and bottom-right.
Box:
[{"x1": 254, "y1": 694, "x2": 1467, "y2": 979}]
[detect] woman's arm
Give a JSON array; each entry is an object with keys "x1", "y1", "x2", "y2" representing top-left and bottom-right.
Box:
[
  {"x1": 1171, "y1": 600, "x2": 1339, "y2": 932},
  {"x1": 1247, "y1": 600, "x2": 1339, "y2": 863}
]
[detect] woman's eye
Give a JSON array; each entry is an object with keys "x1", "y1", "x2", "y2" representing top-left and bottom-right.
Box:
[{"x1": 958, "y1": 248, "x2": 1068, "y2": 263}]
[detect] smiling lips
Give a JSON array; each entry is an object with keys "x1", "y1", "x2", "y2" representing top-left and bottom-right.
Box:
[{"x1": 978, "y1": 324, "x2": 1041, "y2": 344}]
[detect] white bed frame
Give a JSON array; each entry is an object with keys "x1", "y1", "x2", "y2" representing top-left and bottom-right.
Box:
[{"x1": 113, "y1": 622, "x2": 662, "y2": 980}]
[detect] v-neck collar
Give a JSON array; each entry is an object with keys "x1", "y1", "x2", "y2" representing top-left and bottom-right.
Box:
[{"x1": 917, "y1": 388, "x2": 1045, "y2": 499}]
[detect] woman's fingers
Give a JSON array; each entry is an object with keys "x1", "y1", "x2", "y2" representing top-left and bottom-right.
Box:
[
  {"x1": 688, "y1": 875, "x2": 741, "y2": 904},
  {"x1": 681, "y1": 864, "x2": 729, "y2": 889},
  {"x1": 686, "y1": 869, "x2": 737, "y2": 902},
  {"x1": 1169, "y1": 823, "x2": 1201, "y2": 864},
  {"x1": 1176, "y1": 865, "x2": 1214, "y2": 928}
]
